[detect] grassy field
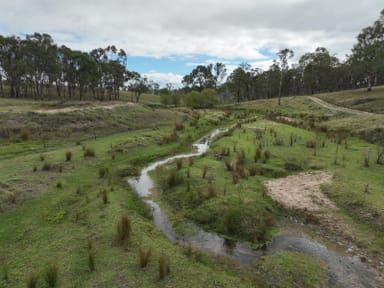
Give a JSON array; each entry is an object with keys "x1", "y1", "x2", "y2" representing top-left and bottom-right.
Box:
[
  {"x1": 316, "y1": 85, "x2": 384, "y2": 114},
  {"x1": 1, "y1": 106, "x2": 267, "y2": 287},
  {"x1": 1, "y1": 89, "x2": 384, "y2": 287}
]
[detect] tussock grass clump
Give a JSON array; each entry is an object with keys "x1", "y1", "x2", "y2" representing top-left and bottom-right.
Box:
[
  {"x1": 20, "y1": 128, "x2": 30, "y2": 141},
  {"x1": 174, "y1": 122, "x2": 184, "y2": 131},
  {"x1": 40, "y1": 154, "x2": 46, "y2": 161},
  {"x1": 56, "y1": 180, "x2": 62, "y2": 189},
  {"x1": 100, "y1": 189, "x2": 108, "y2": 204},
  {"x1": 84, "y1": 148, "x2": 95, "y2": 158},
  {"x1": 166, "y1": 170, "x2": 183, "y2": 188},
  {"x1": 224, "y1": 159, "x2": 232, "y2": 171},
  {"x1": 306, "y1": 140, "x2": 317, "y2": 149},
  {"x1": 202, "y1": 166, "x2": 208, "y2": 179},
  {"x1": 207, "y1": 182, "x2": 216, "y2": 199},
  {"x1": 2, "y1": 265, "x2": 8, "y2": 281},
  {"x1": 139, "y1": 247, "x2": 152, "y2": 268},
  {"x1": 232, "y1": 173, "x2": 239, "y2": 184},
  {"x1": 188, "y1": 157, "x2": 194, "y2": 166},
  {"x1": 88, "y1": 251, "x2": 95, "y2": 272},
  {"x1": 99, "y1": 167, "x2": 108, "y2": 178},
  {"x1": 44, "y1": 262, "x2": 58, "y2": 288},
  {"x1": 42, "y1": 162, "x2": 51, "y2": 171},
  {"x1": 248, "y1": 165, "x2": 259, "y2": 176},
  {"x1": 33, "y1": 165, "x2": 37, "y2": 172},
  {"x1": 176, "y1": 159, "x2": 183, "y2": 170},
  {"x1": 65, "y1": 151, "x2": 72, "y2": 162},
  {"x1": 254, "y1": 148, "x2": 262, "y2": 162},
  {"x1": 162, "y1": 131, "x2": 178, "y2": 144},
  {"x1": 116, "y1": 215, "x2": 131, "y2": 244},
  {"x1": 364, "y1": 153, "x2": 370, "y2": 167},
  {"x1": 158, "y1": 254, "x2": 170, "y2": 280},
  {"x1": 263, "y1": 150, "x2": 271, "y2": 162},
  {"x1": 26, "y1": 273, "x2": 39, "y2": 288}
]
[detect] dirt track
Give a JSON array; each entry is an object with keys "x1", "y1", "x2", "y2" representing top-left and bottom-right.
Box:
[{"x1": 309, "y1": 96, "x2": 376, "y2": 116}]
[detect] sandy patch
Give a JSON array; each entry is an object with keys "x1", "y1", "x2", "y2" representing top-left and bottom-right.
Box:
[{"x1": 266, "y1": 171, "x2": 334, "y2": 211}]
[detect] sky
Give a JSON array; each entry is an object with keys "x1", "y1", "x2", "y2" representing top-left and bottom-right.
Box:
[{"x1": 0, "y1": 0, "x2": 383, "y2": 87}]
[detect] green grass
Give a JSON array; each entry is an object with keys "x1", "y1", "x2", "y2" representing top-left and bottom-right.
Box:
[
  {"x1": 0, "y1": 107, "x2": 263, "y2": 287},
  {"x1": 256, "y1": 251, "x2": 328, "y2": 288},
  {"x1": 316, "y1": 85, "x2": 384, "y2": 114},
  {"x1": 153, "y1": 119, "x2": 384, "y2": 260}
]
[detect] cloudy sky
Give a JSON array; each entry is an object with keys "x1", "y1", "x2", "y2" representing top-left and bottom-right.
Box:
[{"x1": 1, "y1": 0, "x2": 382, "y2": 86}]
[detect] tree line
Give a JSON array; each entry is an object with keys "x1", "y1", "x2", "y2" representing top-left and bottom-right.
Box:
[
  {"x1": 0, "y1": 33, "x2": 153, "y2": 101},
  {"x1": 180, "y1": 9, "x2": 384, "y2": 105}
]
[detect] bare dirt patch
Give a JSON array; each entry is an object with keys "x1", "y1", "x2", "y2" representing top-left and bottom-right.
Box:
[
  {"x1": 33, "y1": 102, "x2": 136, "y2": 114},
  {"x1": 266, "y1": 171, "x2": 334, "y2": 211}
]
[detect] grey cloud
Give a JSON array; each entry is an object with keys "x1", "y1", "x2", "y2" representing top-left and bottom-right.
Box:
[{"x1": 0, "y1": 0, "x2": 383, "y2": 60}]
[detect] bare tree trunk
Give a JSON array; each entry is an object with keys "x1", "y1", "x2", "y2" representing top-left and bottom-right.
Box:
[{"x1": 278, "y1": 70, "x2": 283, "y2": 105}]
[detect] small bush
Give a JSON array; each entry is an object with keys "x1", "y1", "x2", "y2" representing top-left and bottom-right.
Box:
[
  {"x1": 158, "y1": 254, "x2": 170, "y2": 280},
  {"x1": 84, "y1": 148, "x2": 95, "y2": 158},
  {"x1": 116, "y1": 215, "x2": 131, "y2": 244},
  {"x1": 65, "y1": 151, "x2": 72, "y2": 162},
  {"x1": 139, "y1": 247, "x2": 152, "y2": 268},
  {"x1": 188, "y1": 157, "x2": 194, "y2": 166},
  {"x1": 44, "y1": 263, "x2": 58, "y2": 288},
  {"x1": 27, "y1": 273, "x2": 39, "y2": 288},
  {"x1": 40, "y1": 154, "x2": 46, "y2": 161}
]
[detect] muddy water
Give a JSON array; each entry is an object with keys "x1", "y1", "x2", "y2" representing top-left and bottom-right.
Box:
[{"x1": 129, "y1": 127, "x2": 378, "y2": 288}]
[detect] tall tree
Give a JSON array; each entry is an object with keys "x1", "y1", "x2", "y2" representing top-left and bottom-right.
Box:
[
  {"x1": 277, "y1": 48, "x2": 294, "y2": 105},
  {"x1": 349, "y1": 9, "x2": 384, "y2": 91}
]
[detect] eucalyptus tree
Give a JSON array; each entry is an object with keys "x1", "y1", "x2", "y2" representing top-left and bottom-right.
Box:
[
  {"x1": 349, "y1": 9, "x2": 384, "y2": 91},
  {"x1": 277, "y1": 48, "x2": 294, "y2": 105},
  {"x1": 182, "y1": 64, "x2": 216, "y2": 90}
]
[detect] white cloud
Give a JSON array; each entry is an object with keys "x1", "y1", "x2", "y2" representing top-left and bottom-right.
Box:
[
  {"x1": 0, "y1": 0, "x2": 383, "y2": 83},
  {"x1": 143, "y1": 72, "x2": 183, "y2": 88}
]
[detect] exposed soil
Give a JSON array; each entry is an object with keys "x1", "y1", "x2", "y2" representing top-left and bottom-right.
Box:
[
  {"x1": 266, "y1": 171, "x2": 334, "y2": 211},
  {"x1": 266, "y1": 171, "x2": 384, "y2": 286}
]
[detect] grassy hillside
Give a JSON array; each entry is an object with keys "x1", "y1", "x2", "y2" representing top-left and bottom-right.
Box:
[{"x1": 316, "y1": 86, "x2": 384, "y2": 114}]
